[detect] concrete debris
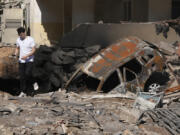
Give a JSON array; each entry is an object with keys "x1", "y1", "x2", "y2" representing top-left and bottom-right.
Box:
[
  {"x1": 137, "y1": 106, "x2": 180, "y2": 135},
  {"x1": 134, "y1": 92, "x2": 163, "y2": 111},
  {"x1": 0, "y1": 0, "x2": 23, "y2": 9},
  {"x1": 155, "y1": 23, "x2": 169, "y2": 38},
  {"x1": 82, "y1": 93, "x2": 136, "y2": 101},
  {"x1": 155, "y1": 19, "x2": 180, "y2": 38},
  {"x1": 0, "y1": 90, "x2": 177, "y2": 135}
]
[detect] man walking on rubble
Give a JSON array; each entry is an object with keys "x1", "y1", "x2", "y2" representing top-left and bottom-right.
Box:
[{"x1": 14, "y1": 27, "x2": 36, "y2": 97}]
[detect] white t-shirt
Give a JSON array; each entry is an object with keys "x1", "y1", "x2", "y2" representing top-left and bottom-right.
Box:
[{"x1": 16, "y1": 36, "x2": 35, "y2": 63}]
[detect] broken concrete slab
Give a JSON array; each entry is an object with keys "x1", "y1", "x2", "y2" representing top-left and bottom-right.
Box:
[
  {"x1": 60, "y1": 23, "x2": 180, "y2": 49},
  {"x1": 137, "y1": 107, "x2": 180, "y2": 135}
]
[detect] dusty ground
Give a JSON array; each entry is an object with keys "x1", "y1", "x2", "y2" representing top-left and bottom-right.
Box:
[{"x1": 0, "y1": 89, "x2": 176, "y2": 135}]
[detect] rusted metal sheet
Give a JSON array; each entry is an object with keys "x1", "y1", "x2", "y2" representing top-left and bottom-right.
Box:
[
  {"x1": 82, "y1": 37, "x2": 147, "y2": 79},
  {"x1": 165, "y1": 85, "x2": 180, "y2": 94}
]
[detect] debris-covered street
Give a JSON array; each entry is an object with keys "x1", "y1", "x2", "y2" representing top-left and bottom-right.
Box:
[{"x1": 0, "y1": 90, "x2": 179, "y2": 135}]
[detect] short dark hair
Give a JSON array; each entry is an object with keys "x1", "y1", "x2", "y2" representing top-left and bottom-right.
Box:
[{"x1": 17, "y1": 27, "x2": 25, "y2": 35}]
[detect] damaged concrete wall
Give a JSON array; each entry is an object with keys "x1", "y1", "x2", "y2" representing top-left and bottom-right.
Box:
[
  {"x1": 148, "y1": 0, "x2": 172, "y2": 21},
  {"x1": 61, "y1": 23, "x2": 180, "y2": 48},
  {"x1": 30, "y1": 0, "x2": 64, "y2": 45}
]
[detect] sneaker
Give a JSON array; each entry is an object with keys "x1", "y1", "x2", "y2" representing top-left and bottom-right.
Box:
[
  {"x1": 18, "y1": 92, "x2": 26, "y2": 97},
  {"x1": 33, "y1": 82, "x2": 39, "y2": 91}
]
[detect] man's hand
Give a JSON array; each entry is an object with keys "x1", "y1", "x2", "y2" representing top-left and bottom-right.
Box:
[
  {"x1": 21, "y1": 47, "x2": 36, "y2": 61},
  {"x1": 21, "y1": 55, "x2": 28, "y2": 60}
]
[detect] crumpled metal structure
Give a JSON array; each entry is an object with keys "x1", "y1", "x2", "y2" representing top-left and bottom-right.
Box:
[{"x1": 65, "y1": 36, "x2": 169, "y2": 93}]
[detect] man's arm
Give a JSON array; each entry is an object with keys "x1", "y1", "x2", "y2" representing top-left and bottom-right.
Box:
[
  {"x1": 21, "y1": 47, "x2": 36, "y2": 60},
  {"x1": 14, "y1": 47, "x2": 19, "y2": 57}
]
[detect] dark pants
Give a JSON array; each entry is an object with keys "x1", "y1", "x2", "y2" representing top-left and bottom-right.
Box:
[{"x1": 19, "y1": 62, "x2": 34, "y2": 95}]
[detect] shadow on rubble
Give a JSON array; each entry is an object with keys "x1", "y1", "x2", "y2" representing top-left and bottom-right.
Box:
[
  {"x1": 0, "y1": 78, "x2": 58, "y2": 96},
  {"x1": 0, "y1": 78, "x2": 20, "y2": 96}
]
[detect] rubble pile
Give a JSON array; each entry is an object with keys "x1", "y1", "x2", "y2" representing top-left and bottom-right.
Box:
[
  {"x1": 33, "y1": 45, "x2": 101, "y2": 92},
  {"x1": 155, "y1": 19, "x2": 180, "y2": 38},
  {"x1": 137, "y1": 102, "x2": 180, "y2": 135},
  {"x1": 0, "y1": 0, "x2": 24, "y2": 9},
  {"x1": 0, "y1": 90, "x2": 177, "y2": 135}
]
